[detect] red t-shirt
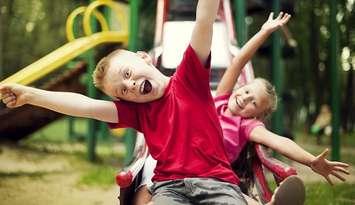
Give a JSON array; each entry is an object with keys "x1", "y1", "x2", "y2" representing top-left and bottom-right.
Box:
[{"x1": 110, "y1": 45, "x2": 239, "y2": 184}]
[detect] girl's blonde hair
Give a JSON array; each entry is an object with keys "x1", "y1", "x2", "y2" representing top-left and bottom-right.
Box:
[{"x1": 254, "y1": 78, "x2": 278, "y2": 120}]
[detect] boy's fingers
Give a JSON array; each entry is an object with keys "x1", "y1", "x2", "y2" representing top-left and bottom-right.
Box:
[
  {"x1": 3, "y1": 96, "x2": 15, "y2": 104},
  {"x1": 1, "y1": 93, "x2": 11, "y2": 100},
  {"x1": 0, "y1": 86, "x2": 11, "y2": 95},
  {"x1": 7, "y1": 101, "x2": 16, "y2": 108}
]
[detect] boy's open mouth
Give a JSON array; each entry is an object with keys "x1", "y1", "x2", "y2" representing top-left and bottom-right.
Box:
[{"x1": 140, "y1": 80, "x2": 152, "y2": 95}]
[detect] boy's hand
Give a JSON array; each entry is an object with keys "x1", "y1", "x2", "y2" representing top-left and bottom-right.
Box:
[
  {"x1": 0, "y1": 84, "x2": 30, "y2": 108},
  {"x1": 261, "y1": 12, "x2": 291, "y2": 34},
  {"x1": 310, "y1": 149, "x2": 350, "y2": 185}
]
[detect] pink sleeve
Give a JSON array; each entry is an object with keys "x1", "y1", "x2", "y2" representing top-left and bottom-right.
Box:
[
  {"x1": 213, "y1": 93, "x2": 231, "y2": 110},
  {"x1": 107, "y1": 100, "x2": 141, "y2": 131},
  {"x1": 240, "y1": 118, "x2": 265, "y2": 140}
]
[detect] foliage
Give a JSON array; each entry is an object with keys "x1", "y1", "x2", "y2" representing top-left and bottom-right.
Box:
[
  {"x1": 0, "y1": 0, "x2": 354, "y2": 131},
  {"x1": 0, "y1": 0, "x2": 87, "y2": 79},
  {"x1": 246, "y1": 0, "x2": 354, "y2": 132}
]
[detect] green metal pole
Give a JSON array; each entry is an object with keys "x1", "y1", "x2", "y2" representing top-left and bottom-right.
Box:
[
  {"x1": 87, "y1": 50, "x2": 98, "y2": 162},
  {"x1": 271, "y1": 0, "x2": 284, "y2": 135},
  {"x1": 234, "y1": 0, "x2": 246, "y2": 47},
  {"x1": 68, "y1": 16, "x2": 82, "y2": 141},
  {"x1": 123, "y1": 0, "x2": 141, "y2": 165},
  {"x1": 129, "y1": 0, "x2": 140, "y2": 51},
  {"x1": 87, "y1": 0, "x2": 98, "y2": 161},
  {"x1": 329, "y1": 0, "x2": 340, "y2": 160}
]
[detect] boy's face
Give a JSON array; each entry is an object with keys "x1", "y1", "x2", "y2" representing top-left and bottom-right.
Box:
[
  {"x1": 102, "y1": 51, "x2": 168, "y2": 103},
  {"x1": 227, "y1": 80, "x2": 269, "y2": 118}
]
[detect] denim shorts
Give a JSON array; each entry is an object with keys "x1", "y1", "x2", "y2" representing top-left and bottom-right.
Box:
[{"x1": 149, "y1": 177, "x2": 247, "y2": 205}]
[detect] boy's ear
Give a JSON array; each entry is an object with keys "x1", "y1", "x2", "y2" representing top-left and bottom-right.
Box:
[{"x1": 136, "y1": 51, "x2": 153, "y2": 65}]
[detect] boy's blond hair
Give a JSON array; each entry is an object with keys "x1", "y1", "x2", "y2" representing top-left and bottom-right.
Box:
[{"x1": 92, "y1": 49, "x2": 123, "y2": 90}]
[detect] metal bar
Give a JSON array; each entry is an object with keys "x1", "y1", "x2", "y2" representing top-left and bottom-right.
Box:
[
  {"x1": 329, "y1": 0, "x2": 340, "y2": 160},
  {"x1": 271, "y1": 0, "x2": 284, "y2": 135},
  {"x1": 234, "y1": 0, "x2": 246, "y2": 46},
  {"x1": 87, "y1": 0, "x2": 98, "y2": 162}
]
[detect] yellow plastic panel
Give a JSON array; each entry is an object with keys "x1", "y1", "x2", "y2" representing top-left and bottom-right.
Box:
[{"x1": 1, "y1": 32, "x2": 128, "y2": 85}]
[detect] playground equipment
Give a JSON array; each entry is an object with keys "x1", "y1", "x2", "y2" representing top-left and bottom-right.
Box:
[
  {"x1": 0, "y1": 0, "x2": 129, "y2": 143},
  {"x1": 117, "y1": 1, "x2": 297, "y2": 204},
  {"x1": 1, "y1": 2, "x2": 128, "y2": 86}
]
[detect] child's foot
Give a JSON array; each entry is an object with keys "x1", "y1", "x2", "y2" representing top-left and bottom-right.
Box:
[{"x1": 271, "y1": 175, "x2": 305, "y2": 205}]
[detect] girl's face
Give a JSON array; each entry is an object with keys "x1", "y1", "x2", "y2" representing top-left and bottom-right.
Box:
[{"x1": 227, "y1": 80, "x2": 269, "y2": 118}]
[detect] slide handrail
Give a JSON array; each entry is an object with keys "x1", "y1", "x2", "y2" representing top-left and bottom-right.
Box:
[
  {"x1": 1, "y1": 32, "x2": 128, "y2": 85},
  {"x1": 1, "y1": 0, "x2": 129, "y2": 86},
  {"x1": 84, "y1": 0, "x2": 129, "y2": 36},
  {"x1": 66, "y1": 6, "x2": 109, "y2": 42}
]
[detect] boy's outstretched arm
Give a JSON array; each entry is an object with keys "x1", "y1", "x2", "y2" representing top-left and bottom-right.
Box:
[
  {"x1": 216, "y1": 12, "x2": 291, "y2": 96},
  {"x1": 190, "y1": 0, "x2": 220, "y2": 64},
  {"x1": 250, "y1": 127, "x2": 350, "y2": 185},
  {"x1": 0, "y1": 84, "x2": 118, "y2": 123}
]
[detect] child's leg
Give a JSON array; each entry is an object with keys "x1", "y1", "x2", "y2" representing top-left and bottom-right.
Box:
[
  {"x1": 242, "y1": 194, "x2": 261, "y2": 205},
  {"x1": 151, "y1": 180, "x2": 193, "y2": 205},
  {"x1": 134, "y1": 155, "x2": 156, "y2": 205},
  {"x1": 134, "y1": 185, "x2": 152, "y2": 205},
  {"x1": 185, "y1": 178, "x2": 247, "y2": 205}
]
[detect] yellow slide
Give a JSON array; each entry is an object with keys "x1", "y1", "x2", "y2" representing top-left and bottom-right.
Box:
[
  {"x1": 1, "y1": 31, "x2": 128, "y2": 85},
  {"x1": 1, "y1": 0, "x2": 129, "y2": 85},
  {"x1": 0, "y1": 0, "x2": 129, "y2": 140}
]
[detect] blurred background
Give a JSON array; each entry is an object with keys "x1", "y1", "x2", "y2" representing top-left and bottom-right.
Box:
[{"x1": 0, "y1": 0, "x2": 354, "y2": 204}]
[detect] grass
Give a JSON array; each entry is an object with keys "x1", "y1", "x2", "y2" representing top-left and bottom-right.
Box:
[
  {"x1": 78, "y1": 165, "x2": 117, "y2": 187},
  {"x1": 20, "y1": 117, "x2": 125, "y2": 187},
  {"x1": 305, "y1": 183, "x2": 355, "y2": 205}
]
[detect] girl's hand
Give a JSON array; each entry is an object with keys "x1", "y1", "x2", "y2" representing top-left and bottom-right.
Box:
[
  {"x1": 261, "y1": 12, "x2": 291, "y2": 33},
  {"x1": 310, "y1": 149, "x2": 350, "y2": 185},
  {"x1": 0, "y1": 84, "x2": 30, "y2": 108}
]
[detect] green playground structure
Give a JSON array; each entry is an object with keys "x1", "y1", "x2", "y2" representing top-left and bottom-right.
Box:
[{"x1": 0, "y1": 0, "x2": 342, "y2": 163}]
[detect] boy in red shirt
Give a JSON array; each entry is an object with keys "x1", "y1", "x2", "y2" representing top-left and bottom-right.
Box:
[{"x1": 1, "y1": 0, "x2": 248, "y2": 204}]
